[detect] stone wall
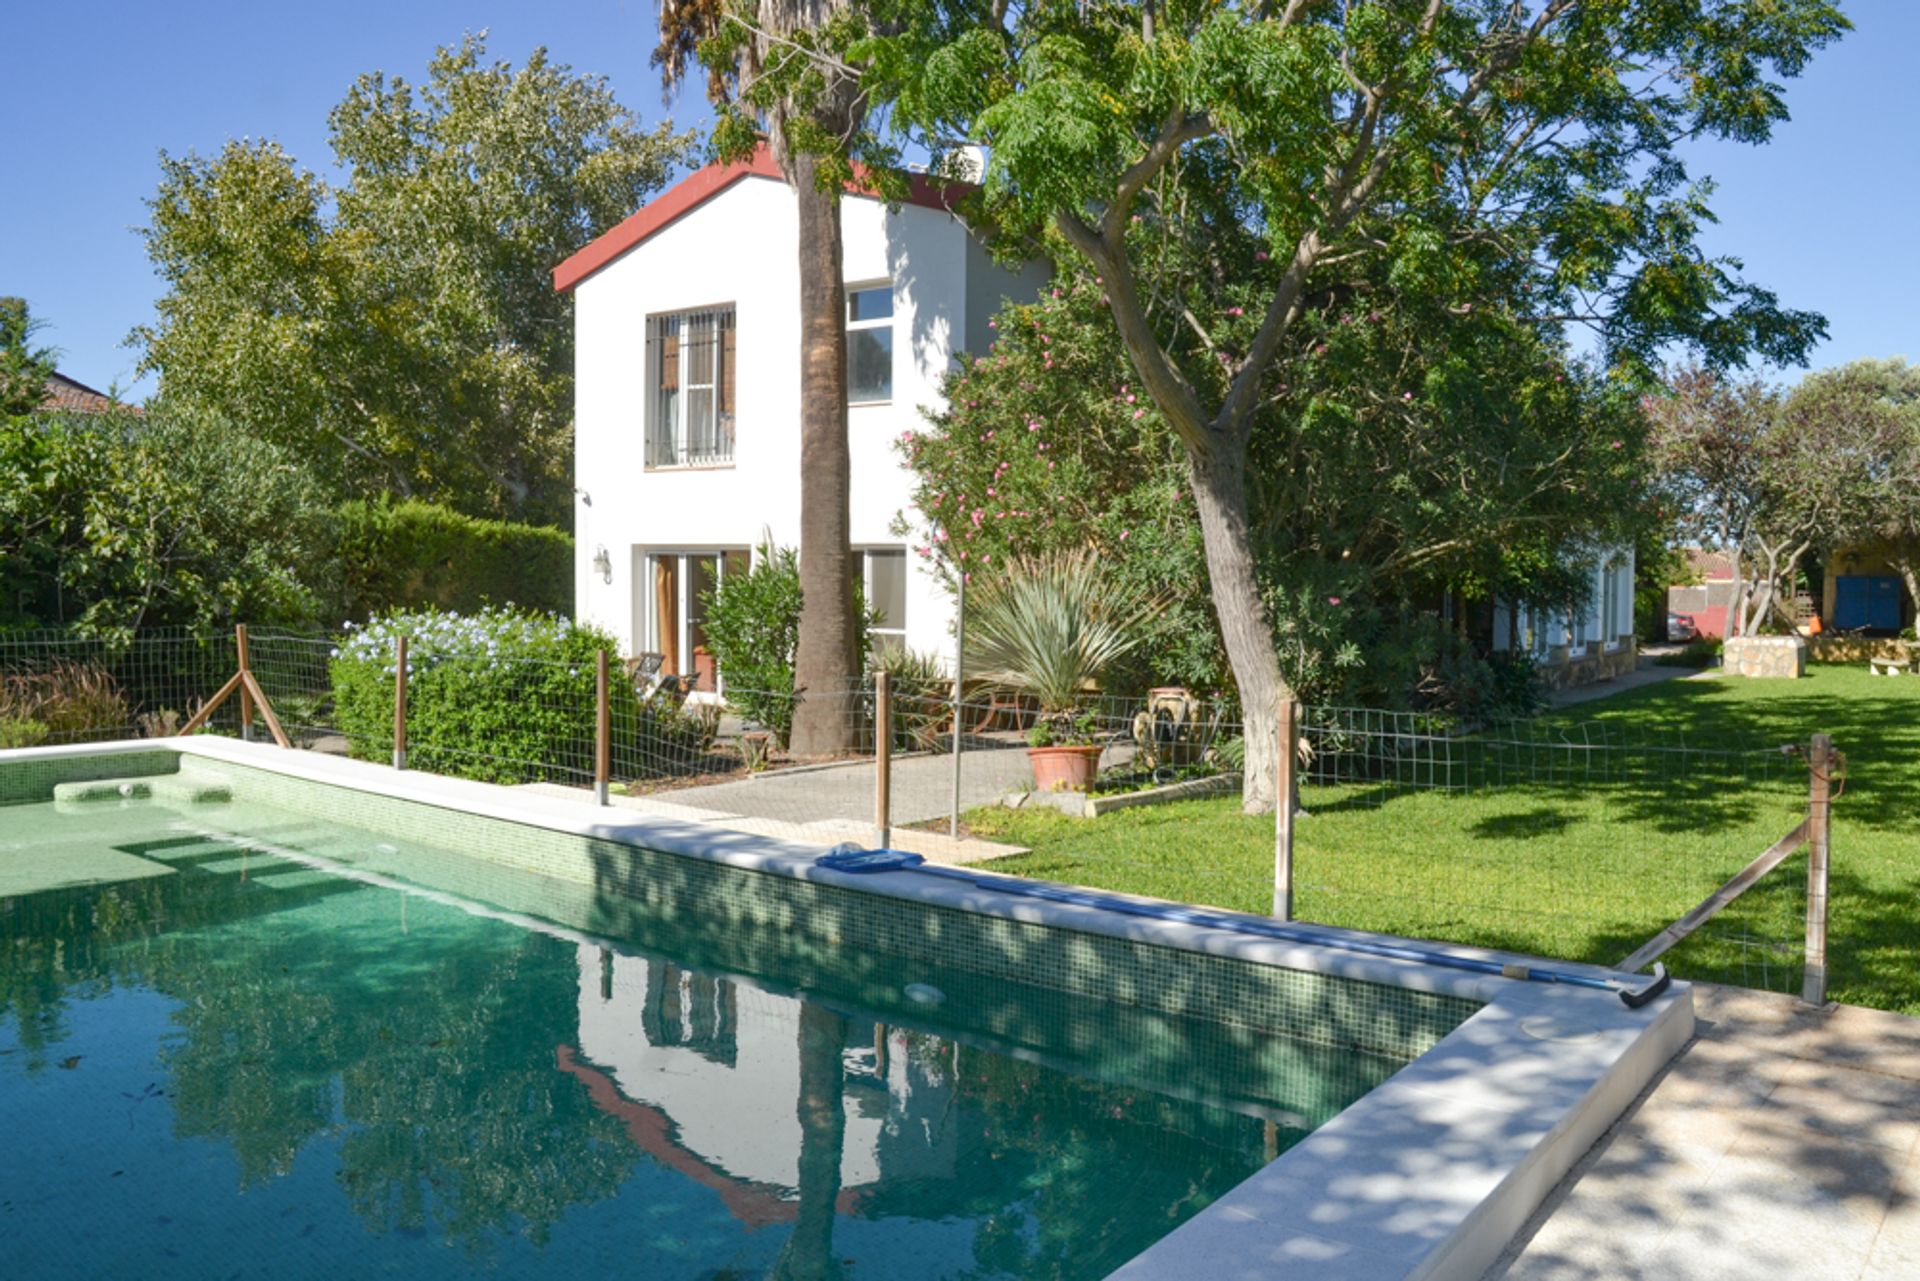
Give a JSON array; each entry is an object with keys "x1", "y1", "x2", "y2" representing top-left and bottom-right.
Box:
[
  {"x1": 1808, "y1": 635, "x2": 1911, "y2": 664},
  {"x1": 1723, "y1": 635, "x2": 1807, "y2": 679},
  {"x1": 1536, "y1": 636, "x2": 1639, "y2": 692}
]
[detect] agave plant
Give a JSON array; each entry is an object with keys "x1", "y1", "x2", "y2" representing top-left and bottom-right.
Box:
[{"x1": 964, "y1": 551, "x2": 1163, "y2": 742}]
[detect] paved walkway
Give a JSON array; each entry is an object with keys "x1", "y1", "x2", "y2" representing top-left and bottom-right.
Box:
[
  {"x1": 1546, "y1": 656, "x2": 1710, "y2": 708},
  {"x1": 521, "y1": 738, "x2": 1041, "y2": 864},
  {"x1": 1485, "y1": 984, "x2": 1920, "y2": 1280}
]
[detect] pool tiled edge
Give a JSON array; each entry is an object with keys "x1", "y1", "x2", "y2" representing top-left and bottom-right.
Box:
[{"x1": 1, "y1": 738, "x2": 1694, "y2": 1281}]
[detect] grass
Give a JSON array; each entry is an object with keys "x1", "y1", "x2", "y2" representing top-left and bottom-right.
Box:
[{"x1": 967, "y1": 665, "x2": 1920, "y2": 1015}]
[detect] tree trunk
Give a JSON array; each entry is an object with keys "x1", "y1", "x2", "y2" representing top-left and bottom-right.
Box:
[
  {"x1": 1892, "y1": 551, "x2": 1920, "y2": 630},
  {"x1": 787, "y1": 155, "x2": 859, "y2": 758},
  {"x1": 1188, "y1": 441, "x2": 1287, "y2": 815},
  {"x1": 770, "y1": 1001, "x2": 847, "y2": 1281}
]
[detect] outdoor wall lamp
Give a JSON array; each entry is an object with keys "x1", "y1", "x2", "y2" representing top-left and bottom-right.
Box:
[{"x1": 592, "y1": 546, "x2": 612, "y2": 584}]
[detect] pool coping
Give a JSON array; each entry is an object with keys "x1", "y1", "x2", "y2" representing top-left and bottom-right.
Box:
[{"x1": 3, "y1": 737, "x2": 1694, "y2": 1281}]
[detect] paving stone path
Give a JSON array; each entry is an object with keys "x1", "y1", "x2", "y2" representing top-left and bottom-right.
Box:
[{"x1": 1485, "y1": 984, "x2": 1920, "y2": 1280}]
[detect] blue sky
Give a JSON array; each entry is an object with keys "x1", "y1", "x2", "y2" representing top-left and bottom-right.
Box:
[{"x1": 4, "y1": 1, "x2": 1915, "y2": 400}]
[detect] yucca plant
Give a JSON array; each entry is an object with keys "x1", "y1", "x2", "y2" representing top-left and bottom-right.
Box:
[{"x1": 964, "y1": 551, "x2": 1164, "y2": 746}]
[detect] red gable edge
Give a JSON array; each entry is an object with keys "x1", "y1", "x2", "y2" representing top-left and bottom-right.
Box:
[{"x1": 552, "y1": 147, "x2": 976, "y2": 293}]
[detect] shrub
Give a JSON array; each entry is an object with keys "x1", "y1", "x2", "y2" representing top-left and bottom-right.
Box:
[
  {"x1": 872, "y1": 640, "x2": 951, "y2": 751},
  {"x1": 698, "y1": 542, "x2": 873, "y2": 748},
  {"x1": 964, "y1": 551, "x2": 1164, "y2": 743},
  {"x1": 328, "y1": 607, "x2": 708, "y2": 785},
  {"x1": 0, "y1": 716, "x2": 48, "y2": 748},
  {"x1": 0, "y1": 659, "x2": 130, "y2": 742},
  {"x1": 336, "y1": 499, "x2": 573, "y2": 621}
]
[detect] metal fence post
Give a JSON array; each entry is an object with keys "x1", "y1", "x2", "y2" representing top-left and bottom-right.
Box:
[
  {"x1": 1274, "y1": 697, "x2": 1298, "y2": 921},
  {"x1": 1803, "y1": 732, "x2": 1832, "y2": 1007},
  {"x1": 874, "y1": 670, "x2": 892, "y2": 849},
  {"x1": 392, "y1": 635, "x2": 409, "y2": 770},
  {"x1": 595, "y1": 649, "x2": 612, "y2": 806},
  {"x1": 950, "y1": 569, "x2": 965, "y2": 840},
  {"x1": 236, "y1": 624, "x2": 253, "y2": 742}
]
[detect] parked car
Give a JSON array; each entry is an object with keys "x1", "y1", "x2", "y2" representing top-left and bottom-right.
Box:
[{"x1": 1666, "y1": 612, "x2": 1700, "y2": 642}]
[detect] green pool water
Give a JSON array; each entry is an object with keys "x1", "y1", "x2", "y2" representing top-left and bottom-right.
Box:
[{"x1": 1, "y1": 791, "x2": 1420, "y2": 1279}]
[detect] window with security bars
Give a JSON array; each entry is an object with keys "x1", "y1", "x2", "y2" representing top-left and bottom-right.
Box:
[{"x1": 647, "y1": 307, "x2": 736, "y2": 467}]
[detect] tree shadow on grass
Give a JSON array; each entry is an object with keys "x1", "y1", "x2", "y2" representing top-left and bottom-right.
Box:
[{"x1": 1468, "y1": 807, "x2": 1576, "y2": 841}]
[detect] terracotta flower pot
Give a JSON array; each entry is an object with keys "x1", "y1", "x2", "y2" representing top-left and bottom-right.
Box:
[{"x1": 1028, "y1": 744, "x2": 1102, "y2": 793}]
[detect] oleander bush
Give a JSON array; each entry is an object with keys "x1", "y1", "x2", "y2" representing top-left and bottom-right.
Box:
[{"x1": 328, "y1": 607, "x2": 712, "y2": 785}]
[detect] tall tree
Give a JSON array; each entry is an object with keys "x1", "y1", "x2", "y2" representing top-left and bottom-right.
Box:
[
  {"x1": 1787, "y1": 359, "x2": 1920, "y2": 614},
  {"x1": 656, "y1": 1, "x2": 888, "y2": 756},
  {"x1": 1649, "y1": 364, "x2": 1887, "y2": 636},
  {"x1": 0, "y1": 297, "x2": 58, "y2": 417},
  {"x1": 135, "y1": 36, "x2": 694, "y2": 525},
  {"x1": 870, "y1": 0, "x2": 1843, "y2": 811}
]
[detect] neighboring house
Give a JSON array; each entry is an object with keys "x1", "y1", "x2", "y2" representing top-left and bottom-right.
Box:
[
  {"x1": 1666, "y1": 547, "x2": 1734, "y2": 639},
  {"x1": 39, "y1": 371, "x2": 137, "y2": 415},
  {"x1": 554, "y1": 149, "x2": 1045, "y2": 686},
  {"x1": 1821, "y1": 542, "x2": 1914, "y2": 634},
  {"x1": 1490, "y1": 549, "x2": 1638, "y2": 690}
]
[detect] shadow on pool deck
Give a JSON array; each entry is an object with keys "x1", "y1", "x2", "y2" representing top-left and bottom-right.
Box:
[{"x1": 1484, "y1": 984, "x2": 1920, "y2": 1280}]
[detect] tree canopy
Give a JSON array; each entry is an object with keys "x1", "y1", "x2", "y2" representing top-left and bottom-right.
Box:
[
  {"x1": 862, "y1": 0, "x2": 1844, "y2": 810},
  {"x1": 900, "y1": 254, "x2": 1648, "y2": 710},
  {"x1": 0, "y1": 297, "x2": 58, "y2": 418},
  {"x1": 1648, "y1": 359, "x2": 1906, "y2": 635},
  {"x1": 133, "y1": 35, "x2": 695, "y2": 525}
]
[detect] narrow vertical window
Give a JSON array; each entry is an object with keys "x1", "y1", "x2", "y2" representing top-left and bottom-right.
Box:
[
  {"x1": 846, "y1": 285, "x2": 893, "y2": 404},
  {"x1": 647, "y1": 307, "x2": 735, "y2": 466}
]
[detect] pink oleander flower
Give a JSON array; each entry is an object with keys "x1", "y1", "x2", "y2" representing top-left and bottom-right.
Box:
[
  {"x1": 1256, "y1": 250, "x2": 1269, "y2": 261},
  {"x1": 1402, "y1": 391, "x2": 1413, "y2": 401},
  {"x1": 1328, "y1": 596, "x2": 1342, "y2": 606},
  {"x1": 1227, "y1": 306, "x2": 1244, "y2": 317},
  {"x1": 1125, "y1": 394, "x2": 1135, "y2": 404}
]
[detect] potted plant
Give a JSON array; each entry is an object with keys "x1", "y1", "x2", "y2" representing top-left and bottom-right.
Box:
[{"x1": 965, "y1": 550, "x2": 1163, "y2": 793}]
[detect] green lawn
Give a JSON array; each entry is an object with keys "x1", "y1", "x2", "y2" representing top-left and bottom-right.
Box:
[{"x1": 968, "y1": 665, "x2": 1920, "y2": 1015}]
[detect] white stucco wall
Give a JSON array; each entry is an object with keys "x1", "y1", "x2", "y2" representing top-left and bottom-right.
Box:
[{"x1": 572, "y1": 175, "x2": 1044, "y2": 668}]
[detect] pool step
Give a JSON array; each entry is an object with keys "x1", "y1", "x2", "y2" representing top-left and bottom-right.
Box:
[{"x1": 53, "y1": 773, "x2": 234, "y2": 807}]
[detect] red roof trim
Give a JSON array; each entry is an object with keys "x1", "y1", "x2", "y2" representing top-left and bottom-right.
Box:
[{"x1": 552, "y1": 146, "x2": 975, "y2": 293}]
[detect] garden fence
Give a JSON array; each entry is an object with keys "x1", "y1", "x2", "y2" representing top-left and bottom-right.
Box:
[{"x1": 1, "y1": 625, "x2": 1838, "y2": 1000}]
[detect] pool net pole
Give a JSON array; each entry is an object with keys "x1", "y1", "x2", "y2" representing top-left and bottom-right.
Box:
[
  {"x1": 951, "y1": 567, "x2": 964, "y2": 840},
  {"x1": 874, "y1": 669, "x2": 892, "y2": 849}
]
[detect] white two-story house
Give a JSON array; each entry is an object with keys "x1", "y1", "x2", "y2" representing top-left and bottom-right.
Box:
[{"x1": 555, "y1": 150, "x2": 1045, "y2": 688}]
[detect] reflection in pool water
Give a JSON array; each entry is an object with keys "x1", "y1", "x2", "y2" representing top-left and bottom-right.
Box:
[{"x1": 0, "y1": 799, "x2": 1406, "y2": 1279}]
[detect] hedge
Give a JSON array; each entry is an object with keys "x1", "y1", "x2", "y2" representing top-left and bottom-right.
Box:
[
  {"x1": 328, "y1": 607, "x2": 712, "y2": 785},
  {"x1": 337, "y1": 500, "x2": 573, "y2": 620}
]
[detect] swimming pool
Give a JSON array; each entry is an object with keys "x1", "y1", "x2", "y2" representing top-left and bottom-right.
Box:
[{"x1": 0, "y1": 739, "x2": 1693, "y2": 1279}]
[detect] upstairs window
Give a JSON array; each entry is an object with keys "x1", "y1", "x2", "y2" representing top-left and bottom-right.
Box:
[
  {"x1": 846, "y1": 285, "x2": 893, "y2": 404},
  {"x1": 647, "y1": 307, "x2": 735, "y2": 467}
]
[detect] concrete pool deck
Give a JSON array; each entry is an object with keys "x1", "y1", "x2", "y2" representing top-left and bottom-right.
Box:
[{"x1": 1485, "y1": 984, "x2": 1920, "y2": 1280}]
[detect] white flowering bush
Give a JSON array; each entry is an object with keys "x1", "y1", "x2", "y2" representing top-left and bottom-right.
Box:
[{"x1": 329, "y1": 606, "x2": 710, "y2": 784}]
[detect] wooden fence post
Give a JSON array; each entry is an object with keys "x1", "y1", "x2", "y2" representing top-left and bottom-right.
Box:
[
  {"x1": 392, "y1": 635, "x2": 409, "y2": 770},
  {"x1": 1803, "y1": 732, "x2": 1832, "y2": 1007},
  {"x1": 1274, "y1": 697, "x2": 1298, "y2": 920},
  {"x1": 874, "y1": 670, "x2": 892, "y2": 849},
  {"x1": 236, "y1": 625, "x2": 253, "y2": 741},
  {"x1": 595, "y1": 649, "x2": 612, "y2": 806}
]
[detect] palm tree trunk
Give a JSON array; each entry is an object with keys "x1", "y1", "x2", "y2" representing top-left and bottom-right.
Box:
[
  {"x1": 769, "y1": 1001, "x2": 847, "y2": 1281},
  {"x1": 787, "y1": 154, "x2": 859, "y2": 757}
]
